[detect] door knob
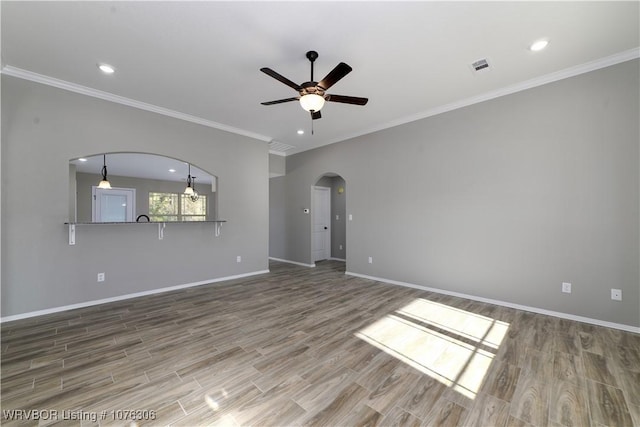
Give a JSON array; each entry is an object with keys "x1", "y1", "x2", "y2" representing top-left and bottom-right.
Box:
[{"x1": 324, "y1": 226, "x2": 328, "y2": 230}]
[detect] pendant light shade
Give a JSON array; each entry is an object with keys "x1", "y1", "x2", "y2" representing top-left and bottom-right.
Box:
[
  {"x1": 98, "y1": 154, "x2": 111, "y2": 189},
  {"x1": 184, "y1": 164, "x2": 194, "y2": 195}
]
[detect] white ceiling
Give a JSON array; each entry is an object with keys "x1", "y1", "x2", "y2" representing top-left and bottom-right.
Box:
[{"x1": 2, "y1": 1, "x2": 639, "y2": 156}]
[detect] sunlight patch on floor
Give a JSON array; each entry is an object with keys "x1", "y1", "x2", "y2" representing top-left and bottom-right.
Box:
[
  {"x1": 355, "y1": 298, "x2": 509, "y2": 399},
  {"x1": 205, "y1": 395, "x2": 220, "y2": 411},
  {"x1": 398, "y1": 299, "x2": 509, "y2": 349}
]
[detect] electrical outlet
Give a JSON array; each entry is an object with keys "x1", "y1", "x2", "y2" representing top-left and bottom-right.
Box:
[
  {"x1": 97, "y1": 273, "x2": 105, "y2": 282},
  {"x1": 562, "y1": 282, "x2": 571, "y2": 294},
  {"x1": 368, "y1": 256, "x2": 373, "y2": 264},
  {"x1": 339, "y1": 244, "x2": 343, "y2": 250},
  {"x1": 611, "y1": 289, "x2": 622, "y2": 301},
  {"x1": 336, "y1": 215, "x2": 339, "y2": 220},
  {"x1": 349, "y1": 214, "x2": 353, "y2": 221},
  {"x1": 236, "y1": 256, "x2": 242, "y2": 263}
]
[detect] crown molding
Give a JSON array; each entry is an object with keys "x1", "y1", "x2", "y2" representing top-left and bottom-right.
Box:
[
  {"x1": 0, "y1": 65, "x2": 272, "y2": 143},
  {"x1": 268, "y1": 150, "x2": 288, "y2": 157},
  {"x1": 3, "y1": 47, "x2": 638, "y2": 156},
  {"x1": 315, "y1": 47, "x2": 640, "y2": 152}
]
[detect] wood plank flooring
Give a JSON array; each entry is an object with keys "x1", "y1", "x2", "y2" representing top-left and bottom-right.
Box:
[{"x1": 1, "y1": 260, "x2": 639, "y2": 426}]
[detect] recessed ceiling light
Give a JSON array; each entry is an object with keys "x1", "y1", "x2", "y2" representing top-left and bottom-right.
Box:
[
  {"x1": 297, "y1": 130, "x2": 304, "y2": 135},
  {"x1": 78, "y1": 158, "x2": 88, "y2": 162},
  {"x1": 98, "y1": 63, "x2": 115, "y2": 74},
  {"x1": 530, "y1": 39, "x2": 549, "y2": 52},
  {"x1": 168, "y1": 169, "x2": 176, "y2": 173}
]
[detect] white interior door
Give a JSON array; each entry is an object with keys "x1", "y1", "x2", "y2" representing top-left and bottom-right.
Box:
[
  {"x1": 312, "y1": 186, "x2": 331, "y2": 262},
  {"x1": 92, "y1": 187, "x2": 135, "y2": 222}
]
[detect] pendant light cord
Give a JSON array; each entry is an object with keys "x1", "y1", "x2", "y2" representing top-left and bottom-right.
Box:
[{"x1": 101, "y1": 154, "x2": 108, "y2": 180}]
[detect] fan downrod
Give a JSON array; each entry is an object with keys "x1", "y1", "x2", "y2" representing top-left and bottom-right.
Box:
[{"x1": 306, "y1": 51, "x2": 319, "y2": 82}]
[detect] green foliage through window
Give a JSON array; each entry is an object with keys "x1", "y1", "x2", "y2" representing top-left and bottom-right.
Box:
[
  {"x1": 149, "y1": 192, "x2": 206, "y2": 221},
  {"x1": 181, "y1": 194, "x2": 207, "y2": 221}
]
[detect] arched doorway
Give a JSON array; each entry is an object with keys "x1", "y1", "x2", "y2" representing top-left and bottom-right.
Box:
[{"x1": 312, "y1": 173, "x2": 347, "y2": 268}]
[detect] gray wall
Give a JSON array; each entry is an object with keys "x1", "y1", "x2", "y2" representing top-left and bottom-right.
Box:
[
  {"x1": 1, "y1": 75, "x2": 269, "y2": 318},
  {"x1": 269, "y1": 60, "x2": 640, "y2": 328},
  {"x1": 269, "y1": 175, "x2": 288, "y2": 259},
  {"x1": 269, "y1": 154, "x2": 285, "y2": 177},
  {"x1": 75, "y1": 172, "x2": 215, "y2": 223},
  {"x1": 267, "y1": 155, "x2": 288, "y2": 258}
]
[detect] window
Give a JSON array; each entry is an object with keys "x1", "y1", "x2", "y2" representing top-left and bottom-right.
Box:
[
  {"x1": 149, "y1": 192, "x2": 178, "y2": 222},
  {"x1": 149, "y1": 192, "x2": 207, "y2": 222},
  {"x1": 181, "y1": 194, "x2": 207, "y2": 221}
]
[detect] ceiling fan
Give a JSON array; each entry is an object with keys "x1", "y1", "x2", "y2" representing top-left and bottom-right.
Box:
[{"x1": 260, "y1": 51, "x2": 368, "y2": 121}]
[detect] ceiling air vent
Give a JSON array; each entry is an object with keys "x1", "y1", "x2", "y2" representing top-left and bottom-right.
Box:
[
  {"x1": 470, "y1": 58, "x2": 491, "y2": 74},
  {"x1": 269, "y1": 141, "x2": 295, "y2": 155}
]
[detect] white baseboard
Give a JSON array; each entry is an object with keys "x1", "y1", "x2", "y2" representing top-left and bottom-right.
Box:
[
  {"x1": 1, "y1": 270, "x2": 270, "y2": 323},
  {"x1": 345, "y1": 271, "x2": 640, "y2": 334},
  {"x1": 328, "y1": 257, "x2": 346, "y2": 262},
  {"x1": 269, "y1": 257, "x2": 316, "y2": 268}
]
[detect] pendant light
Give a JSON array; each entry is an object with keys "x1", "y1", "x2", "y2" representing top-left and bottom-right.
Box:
[
  {"x1": 184, "y1": 164, "x2": 195, "y2": 195},
  {"x1": 190, "y1": 176, "x2": 199, "y2": 202},
  {"x1": 97, "y1": 154, "x2": 111, "y2": 189}
]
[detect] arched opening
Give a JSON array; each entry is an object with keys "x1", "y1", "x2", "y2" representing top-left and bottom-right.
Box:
[
  {"x1": 68, "y1": 152, "x2": 218, "y2": 223},
  {"x1": 312, "y1": 173, "x2": 347, "y2": 270}
]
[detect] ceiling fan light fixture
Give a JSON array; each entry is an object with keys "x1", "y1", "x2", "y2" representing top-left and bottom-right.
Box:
[
  {"x1": 260, "y1": 51, "x2": 367, "y2": 127},
  {"x1": 300, "y1": 94, "x2": 325, "y2": 112}
]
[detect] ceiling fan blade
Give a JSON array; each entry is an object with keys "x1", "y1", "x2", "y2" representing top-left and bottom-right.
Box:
[
  {"x1": 260, "y1": 68, "x2": 302, "y2": 91},
  {"x1": 317, "y1": 62, "x2": 352, "y2": 91},
  {"x1": 311, "y1": 110, "x2": 322, "y2": 120},
  {"x1": 261, "y1": 97, "x2": 299, "y2": 106},
  {"x1": 326, "y1": 94, "x2": 368, "y2": 106}
]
